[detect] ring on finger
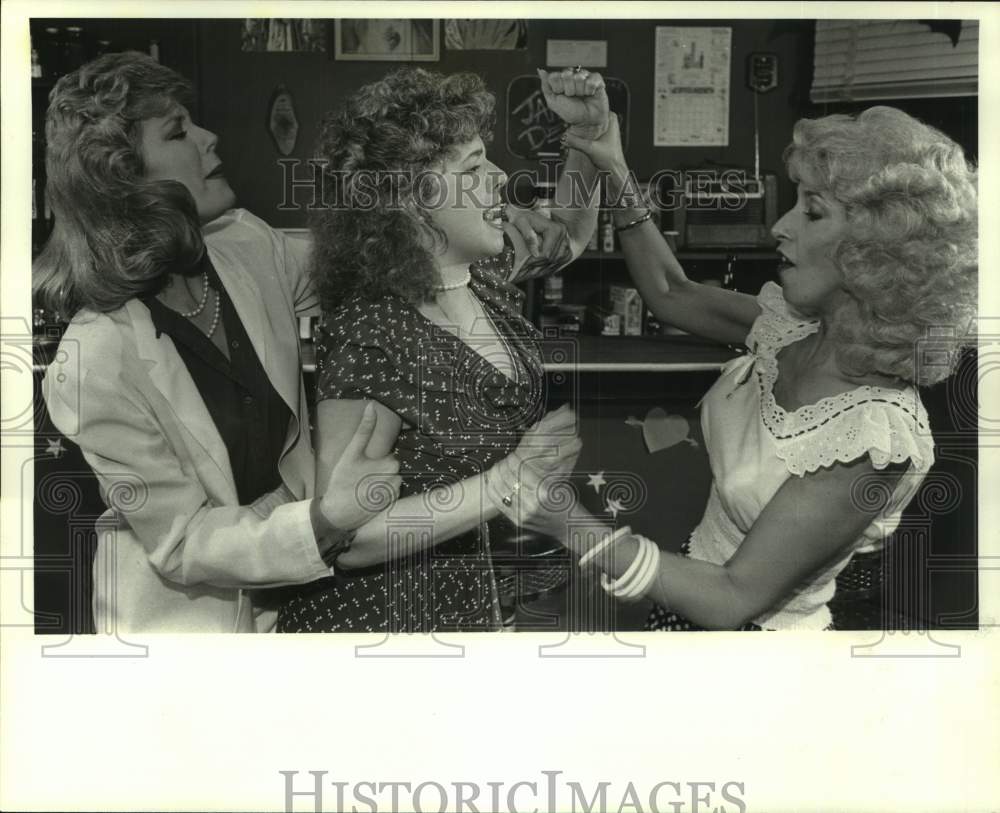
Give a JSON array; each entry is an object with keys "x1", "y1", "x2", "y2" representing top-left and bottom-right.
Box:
[{"x1": 501, "y1": 480, "x2": 521, "y2": 507}]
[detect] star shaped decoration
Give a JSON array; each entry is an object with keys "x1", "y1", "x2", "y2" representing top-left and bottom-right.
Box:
[
  {"x1": 605, "y1": 497, "x2": 625, "y2": 519},
  {"x1": 46, "y1": 438, "x2": 65, "y2": 458},
  {"x1": 587, "y1": 471, "x2": 607, "y2": 494}
]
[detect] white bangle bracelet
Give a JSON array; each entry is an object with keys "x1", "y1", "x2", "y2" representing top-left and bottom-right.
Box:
[
  {"x1": 600, "y1": 534, "x2": 648, "y2": 596},
  {"x1": 619, "y1": 536, "x2": 661, "y2": 599},
  {"x1": 578, "y1": 525, "x2": 631, "y2": 569},
  {"x1": 601, "y1": 535, "x2": 660, "y2": 601}
]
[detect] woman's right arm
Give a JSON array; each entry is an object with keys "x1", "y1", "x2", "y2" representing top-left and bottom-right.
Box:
[
  {"x1": 315, "y1": 399, "x2": 581, "y2": 570},
  {"x1": 563, "y1": 117, "x2": 761, "y2": 346}
]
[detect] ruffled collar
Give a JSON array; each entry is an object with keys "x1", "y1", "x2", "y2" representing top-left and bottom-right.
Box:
[{"x1": 752, "y1": 314, "x2": 926, "y2": 440}]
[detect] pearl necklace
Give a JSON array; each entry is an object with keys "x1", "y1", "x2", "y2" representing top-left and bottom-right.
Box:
[
  {"x1": 179, "y1": 270, "x2": 211, "y2": 318},
  {"x1": 433, "y1": 270, "x2": 472, "y2": 291},
  {"x1": 205, "y1": 286, "x2": 222, "y2": 339}
]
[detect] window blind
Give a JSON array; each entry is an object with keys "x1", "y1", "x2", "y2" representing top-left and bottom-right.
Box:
[{"x1": 812, "y1": 19, "x2": 979, "y2": 102}]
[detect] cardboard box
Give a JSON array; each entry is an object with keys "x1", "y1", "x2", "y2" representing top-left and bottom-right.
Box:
[{"x1": 609, "y1": 286, "x2": 643, "y2": 336}]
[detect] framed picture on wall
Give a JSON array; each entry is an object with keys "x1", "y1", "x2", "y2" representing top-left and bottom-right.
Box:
[
  {"x1": 241, "y1": 19, "x2": 326, "y2": 52},
  {"x1": 444, "y1": 19, "x2": 528, "y2": 50},
  {"x1": 334, "y1": 19, "x2": 439, "y2": 61}
]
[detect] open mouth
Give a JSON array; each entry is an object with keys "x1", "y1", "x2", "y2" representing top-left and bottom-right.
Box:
[
  {"x1": 776, "y1": 251, "x2": 795, "y2": 273},
  {"x1": 482, "y1": 202, "x2": 508, "y2": 230},
  {"x1": 206, "y1": 165, "x2": 226, "y2": 179}
]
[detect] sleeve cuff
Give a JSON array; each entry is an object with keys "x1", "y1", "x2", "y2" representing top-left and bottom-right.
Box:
[{"x1": 287, "y1": 498, "x2": 337, "y2": 577}]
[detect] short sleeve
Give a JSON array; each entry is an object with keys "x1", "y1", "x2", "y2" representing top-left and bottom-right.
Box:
[
  {"x1": 748, "y1": 281, "x2": 818, "y2": 352},
  {"x1": 756, "y1": 281, "x2": 809, "y2": 322},
  {"x1": 774, "y1": 395, "x2": 935, "y2": 477},
  {"x1": 313, "y1": 306, "x2": 392, "y2": 403}
]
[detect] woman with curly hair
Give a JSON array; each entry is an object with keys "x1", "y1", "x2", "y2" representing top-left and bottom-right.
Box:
[
  {"x1": 276, "y1": 67, "x2": 605, "y2": 632},
  {"x1": 37, "y1": 52, "x2": 403, "y2": 632},
  {"x1": 486, "y1": 106, "x2": 977, "y2": 630}
]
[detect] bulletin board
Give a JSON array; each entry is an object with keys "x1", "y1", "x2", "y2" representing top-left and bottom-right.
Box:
[{"x1": 506, "y1": 74, "x2": 630, "y2": 159}]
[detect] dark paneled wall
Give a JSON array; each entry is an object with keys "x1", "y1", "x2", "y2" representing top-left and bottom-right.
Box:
[{"x1": 195, "y1": 19, "x2": 814, "y2": 227}]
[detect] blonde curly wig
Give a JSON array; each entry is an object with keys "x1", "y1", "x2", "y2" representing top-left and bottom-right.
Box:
[{"x1": 783, "y1": 106, "x2": 977, "y2": 387}]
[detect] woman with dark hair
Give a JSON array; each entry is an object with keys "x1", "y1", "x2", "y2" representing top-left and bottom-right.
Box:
[
  {"x1": 37, "y1": 52, "x2": 403, "y2": 633},
  {"x1": 488, "y1": 106, "x2": 977, "y2": 631},
  {"x1": 277, "y1": 66, "x2": 605, "y2": 632}
]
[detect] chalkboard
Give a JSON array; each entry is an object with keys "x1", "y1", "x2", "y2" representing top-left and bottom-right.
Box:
[{"x1": 505, "y1": 75, "x2": 630, "y2": 159}]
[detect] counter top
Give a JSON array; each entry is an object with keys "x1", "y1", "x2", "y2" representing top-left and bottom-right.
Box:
[{"x1": 300, "y1": 334, "x2": 739, "y2": 374}]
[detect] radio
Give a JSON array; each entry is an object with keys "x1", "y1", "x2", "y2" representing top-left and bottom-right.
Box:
[{"x1": 666, "y1": 170, "x2": 778, "y2": 248}]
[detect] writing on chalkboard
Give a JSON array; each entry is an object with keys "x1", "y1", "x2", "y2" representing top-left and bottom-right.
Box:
[
  {"x1": 505, "y1": 75, "x2": 630, "y2": 160},
  {"x1": 510, "y1": 88, "x2": 564, "y2": 154}
]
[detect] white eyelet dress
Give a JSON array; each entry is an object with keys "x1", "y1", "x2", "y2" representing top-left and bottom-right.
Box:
[{"x1": 646, "y1": 282, "x2": 935, "y2": 631}]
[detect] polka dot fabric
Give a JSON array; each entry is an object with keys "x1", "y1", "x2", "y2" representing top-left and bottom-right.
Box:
[{"x1": 277, "y1": 253, "x2": 546, "y2": 633}]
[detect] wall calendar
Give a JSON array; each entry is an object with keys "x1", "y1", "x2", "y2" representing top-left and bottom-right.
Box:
[{"x1": 654, "y1": 26, "x2": 732, "y2": 147}]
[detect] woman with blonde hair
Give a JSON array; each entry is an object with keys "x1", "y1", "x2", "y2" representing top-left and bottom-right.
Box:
[{"x1": 489, "y1": 105, "x2": 977, "y2": 630}]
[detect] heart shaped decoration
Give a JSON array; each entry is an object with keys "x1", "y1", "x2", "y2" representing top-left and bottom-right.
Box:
[{"x1": 641, "y1": 407, "x2": 696, "y2": 453}]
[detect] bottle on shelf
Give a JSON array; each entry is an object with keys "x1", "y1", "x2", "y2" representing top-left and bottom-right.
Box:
[
  {"x1": 722, "y1": 255, "x2": 737, "y2": 290},
  {"x1": 31, "y1": 44, "x2": 42, "y2": 78},
  {"x1": 643, "y1": 307, "x2": 664, "y2": 337},
  {"x1": 62, "y1": 26, "x2": 85, "y2": 72},
  {"x1": 39, "y1": 26, "x2": 62, "y2": 78},
  {"x1": 32, "y1": 129, "x2": 49, "y2": 255},
  {"x1": 599, "y1": 208, "x2": 615, "y2": 253},
  {"x1": 542, "y1": 273, "x2": 563, "y2": 305}
]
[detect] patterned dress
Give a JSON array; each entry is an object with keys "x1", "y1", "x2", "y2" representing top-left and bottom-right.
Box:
[{"x1": 277, "y1": 251, "x2": 546, "y2": 632}]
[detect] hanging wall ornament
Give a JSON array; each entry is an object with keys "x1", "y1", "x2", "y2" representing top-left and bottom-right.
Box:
[{"x1": 267, "y1": 84, "x2": 299, "y2": 156}]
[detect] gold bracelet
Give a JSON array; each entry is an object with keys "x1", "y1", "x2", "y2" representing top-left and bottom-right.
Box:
[{"x1": 613, "y1": 210, "x2": 653, "y2": 234}]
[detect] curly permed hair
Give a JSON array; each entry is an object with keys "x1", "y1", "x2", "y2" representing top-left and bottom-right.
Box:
[
  {"x1": 783, "y1": 106, "x2": 977, "y2": 387},
  {"x1": 310, "y1": 67, "x2": 496, "y2": 308},
  {"x1": 33, "y1": 52, "x2": 204, "y2": 320}
]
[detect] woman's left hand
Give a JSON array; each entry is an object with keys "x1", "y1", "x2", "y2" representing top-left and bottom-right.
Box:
[
  {"x1": 486, "y1": 437, "x2": 582, "y2": 540},
  {"x1": 505, "y1": 205, "x2": 572, "y2": 261},
  {"x1": 537, "y1": 67, "x2": 610, "y2": 140}
]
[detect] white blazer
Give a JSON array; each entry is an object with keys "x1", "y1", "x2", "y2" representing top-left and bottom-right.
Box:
[{"x1": 43, "y1": 209, "x2": 332, "y2": 633}]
